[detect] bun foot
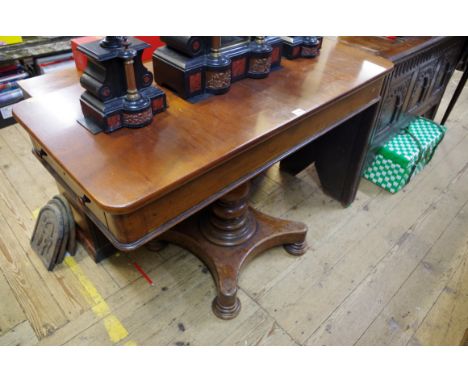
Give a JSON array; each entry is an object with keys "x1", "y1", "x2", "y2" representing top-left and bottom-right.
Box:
[
  {"x1": 212, "y1": 296, "x2": 241, "y2": 320},
  {"x1": 145, "y1": 240, "x2": 168, "y2": 252},
  {"x1": 284, "y1": 240, "x2": 307, "y2": 256}
]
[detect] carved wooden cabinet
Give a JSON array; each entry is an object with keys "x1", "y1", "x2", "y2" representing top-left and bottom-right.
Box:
[{"x1": 339, "y1": 36, "x2": 466, "y2": 166}]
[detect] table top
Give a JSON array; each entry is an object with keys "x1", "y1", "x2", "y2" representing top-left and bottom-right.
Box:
[
  {"x1": 337, "y1": 36, "x2": 446, "y2": 63},
  {"x1": 18, "y1": 67, "x2": 80, "y2": 98},
  {"x1": 13, "y1": 37, "x2": 392, "y2": 214}
]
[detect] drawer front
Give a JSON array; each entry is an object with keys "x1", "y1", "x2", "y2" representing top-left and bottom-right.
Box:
[{"x1": 30, "y1": 137, "x2": 108, "y2": 228}]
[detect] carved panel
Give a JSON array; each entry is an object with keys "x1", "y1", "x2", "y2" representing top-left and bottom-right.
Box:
[
  {"x1": 375, "y1": 73, "x2": 413, "y2": 138},
  {"x1": 249, "y1": 56, "x2": 272, "y2": 74},
  {"x1": 433, "y1": 45, "x2": 461, "y2": 94},
  {"x1": 206, "y1": 69, "x2": 231, "y2": 90},
  {"x1": 407, "y1": 59, "x2": 437, "y2": 112},
  {"x1": 122, "y1": 108, "x2": 153, "y2": 126},
  {"x1": 365, "y1": 37, "x2": 466, "y2": 169}
]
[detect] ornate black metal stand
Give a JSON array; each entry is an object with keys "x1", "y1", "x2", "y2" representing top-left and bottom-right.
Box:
[
  {"x1": 153, "y1": 36, "x2": 282, "y2": 100},
  {"x1": 78, "y1": 36, "x2": 166, "y2": 134}
]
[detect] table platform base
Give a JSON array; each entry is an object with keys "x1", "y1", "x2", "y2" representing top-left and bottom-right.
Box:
[{"x1": 158, "y1": 182, "x2": 307, "y2": 319}]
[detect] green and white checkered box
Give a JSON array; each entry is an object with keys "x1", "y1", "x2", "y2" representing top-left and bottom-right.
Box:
[{"x1": 364, "y1": 117, "x2": 447, "y2": 193}]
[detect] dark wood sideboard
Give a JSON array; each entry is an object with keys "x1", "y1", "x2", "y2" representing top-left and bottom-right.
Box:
[{"x1": 338, "y1": 36, "x2": 466, "y2": 167}]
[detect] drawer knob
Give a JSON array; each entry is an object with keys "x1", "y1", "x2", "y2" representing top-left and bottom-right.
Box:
[
  {"x1": 80, "y1": 195, "x2": 91, "y2": 205},
  {"x1": 38, "y1": 149, "x2": 48, "y2": 158}
]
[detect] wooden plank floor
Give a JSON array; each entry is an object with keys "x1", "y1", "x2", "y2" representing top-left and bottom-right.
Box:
[{"x1": 0, "y1": 71, "x2": 467, "y2": 346}]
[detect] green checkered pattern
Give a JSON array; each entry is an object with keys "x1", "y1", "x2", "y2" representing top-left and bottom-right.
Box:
[
  {"x1": 408, "y1": 116, "x2": 447, "y2": 167},
  {"x1": 364, "y1": 117, "x2": 446, "y2": 194}
]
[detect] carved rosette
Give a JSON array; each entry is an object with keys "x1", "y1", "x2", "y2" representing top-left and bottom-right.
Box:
[
  {"x1": 206, "y1": 69, "x2": 232, "y2": 90},
  {"x1": 248, "y1": 56, "x2": 272, "y2": 75},
  {"x1": 122, "y1": 108, "x2": 153, "y2": 127}
]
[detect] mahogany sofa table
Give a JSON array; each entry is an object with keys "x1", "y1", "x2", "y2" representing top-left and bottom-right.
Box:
[{"x1": 14, "y1": 38, "x2": 392, "y2": 319}]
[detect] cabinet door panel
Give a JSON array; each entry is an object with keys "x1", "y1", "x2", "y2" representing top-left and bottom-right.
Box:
[
  {"x1": 407, "y1": 59, "x2": 437, "y2": 112},
  {"x1": 374, "y1": 73, "x2": 413, "y2": 143},
  {"x1": 433, "y1": 46, "x2": 461, "y2": 96}
]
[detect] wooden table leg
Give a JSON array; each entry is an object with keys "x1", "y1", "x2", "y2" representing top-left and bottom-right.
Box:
[
  {"x1": 280, "y1": 103, "x2": 379, "y2": 207},
  {"x1": 160, "y1": 181, "x2": 307, "y2": 319},
  {"x1": 441, "y1": 65, "x2": 468, "y2": 125}
]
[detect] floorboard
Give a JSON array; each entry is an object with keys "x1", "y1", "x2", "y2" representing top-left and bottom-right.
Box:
[{"x1": 0, "y1": 70, "x2": 466, "y2": 345}]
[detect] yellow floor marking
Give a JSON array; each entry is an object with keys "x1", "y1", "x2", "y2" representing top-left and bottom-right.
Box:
[
  {"x1": 31, "y1": 208, "x2": 135, "y2": 344},
  {"x1": 123, "y1": 340, "x2": 139, "y2": 346},
  {"x1": 32, "y1": 208, "x2": 40, "y2": 219},
  {"x1": 64, "y1": 256, "x2": 108, "y2": 315},
  {"x1": 103, "y1": 315, "x2": 129, "y2": 343},
  {"x1": 64, "y1": 256, "x2": 131, "y2": 344}
]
